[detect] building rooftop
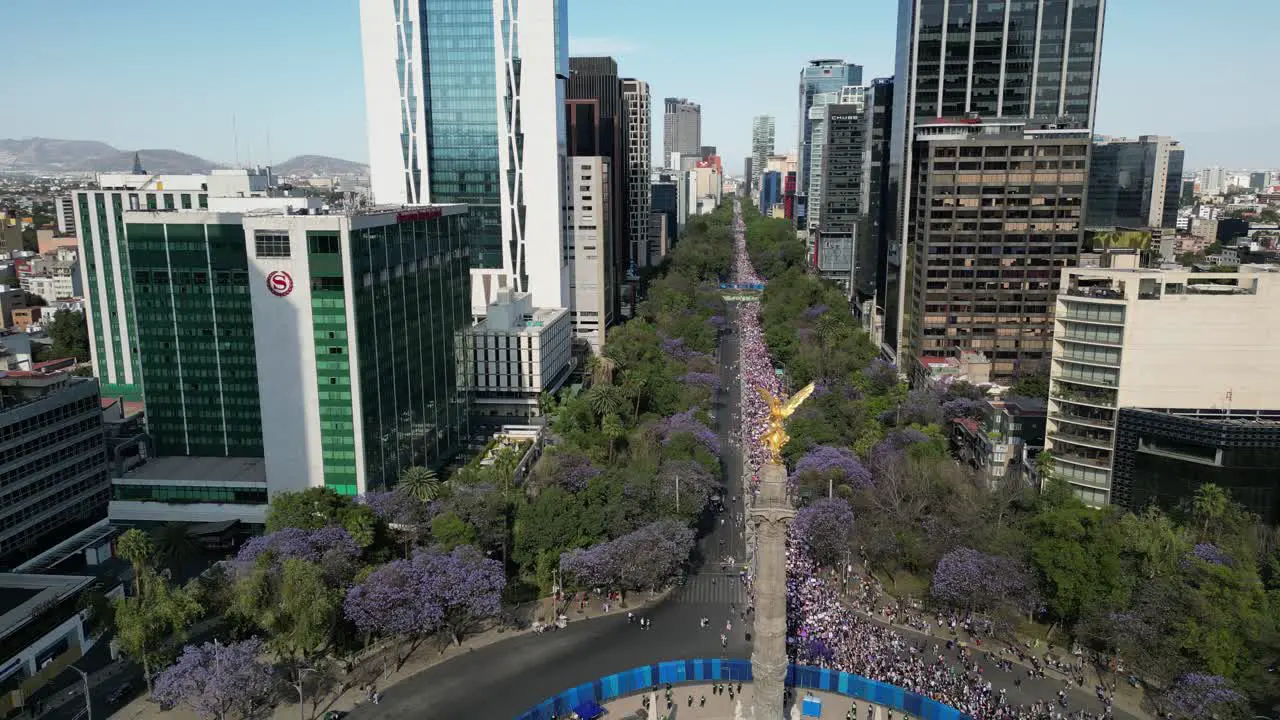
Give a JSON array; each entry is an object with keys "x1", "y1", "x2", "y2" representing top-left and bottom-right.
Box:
[
  {"x1": 0, "y1": 574, "x2": 93, "y2": 640},
  {"x1": 118, "y1": 456, "x2": 268, "y2": 485},
  {"x1": 0, "y1": 371, "x2": 93, "y2": 413}
]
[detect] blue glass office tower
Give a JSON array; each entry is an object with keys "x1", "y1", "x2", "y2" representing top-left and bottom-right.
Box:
[
  {"x1": 760, "y1": 171, "x2": 782, "y2": 215},
  {"x1": 796, "y1": 60, "x2": 864, "y2": 230}
]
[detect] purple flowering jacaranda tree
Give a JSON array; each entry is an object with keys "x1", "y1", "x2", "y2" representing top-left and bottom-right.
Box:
[
  {"x1": 343, "y1": 557, "x2": 443, "y2": 666},
  {"x1": 930, "y1": 547, "x2": 1034, "y2": 614},
  {"x1": 793, "y1": 445, "x2": 873, "y2": 489},
  {"x1": 560, "y1": 519, "x2": 695, "y2": 593},
  {"x1": 152, "y1": 638, "x2": 274, "y2": 720},
  {"x1": 791, "y1": 498, "x2": 855, "y2": 568},
  {"x1": 1164, "y1": 673, "x2": 1247, "y2": 719},
  {"x1": 416, "y1": 545, "x2": 506, "y2": 646}
]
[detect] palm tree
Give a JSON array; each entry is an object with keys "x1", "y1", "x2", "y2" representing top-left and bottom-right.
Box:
[
  {"x1": 601, "y1": 413, "x2": 626, "y2": 462},
  {"x1": 399, "y1": 466, "x2": 443, "y2": 503},
  {"x1": 1191, "y1": 483, "x2": 1229, "y2": 542},
  {"x1": 587, "y1": 355, "x2": 617, "y2": 386},
  {"x1": 586, "y1": 384, "x2": 626, "y2": 420},
  {"x1": 620, "y1": 369, "x2": 649, "y2": 421},
  {"x1": 116, "y1": 528, "x2": 154, "y2": 595},
  {"x1": 153, "y1": 523, "x2": 199, "y2": 575}
]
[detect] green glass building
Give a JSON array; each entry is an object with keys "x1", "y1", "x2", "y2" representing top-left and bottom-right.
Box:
[
  {"x1": 73, "y1": 185, "x2": 211, "y2": 402},
  {"x1": 111, "y1": 205, "x2": 472, "y2": 522}
]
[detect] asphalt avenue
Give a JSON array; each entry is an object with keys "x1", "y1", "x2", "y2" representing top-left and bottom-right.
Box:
[
  {"x1": 344, "y1": 322, "x2": 753, "y2": 720},
  {"x1": 336, "y1": 305, "x2": 1129, "y2": 720}
]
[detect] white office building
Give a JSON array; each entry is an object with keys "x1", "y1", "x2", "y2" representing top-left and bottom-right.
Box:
[
  {"x1": 359, "y1": 0, "x2": 571, "y2": 316},
  {"x1": 1046, "y1": 260, "x2": 1280, "y2": 506},
  {"x1": 457, "y1": 290, "x2": 572, "y2": 421},
  {"x1": 567, "y1": 157, "x2": 614, "y2": 354}
]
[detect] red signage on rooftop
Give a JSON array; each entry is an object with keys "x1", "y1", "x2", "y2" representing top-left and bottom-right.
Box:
[{"x1": 397, "y1": 207, "x2": 444, "y2": 223}]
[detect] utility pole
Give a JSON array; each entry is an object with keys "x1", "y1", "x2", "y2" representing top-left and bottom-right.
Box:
[{"x1": 68, "y1": 665, "x2": 91, "y2": 720}]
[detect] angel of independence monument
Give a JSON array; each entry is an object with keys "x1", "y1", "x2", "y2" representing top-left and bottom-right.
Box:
[{"x1": 748, "y1": 382, "x2": 814, "y2": 720}]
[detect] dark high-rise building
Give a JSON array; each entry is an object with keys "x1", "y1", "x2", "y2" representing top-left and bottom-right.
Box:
[
  {"x1": 797, "y1": 60, "x2": 864, "y2": 230},
  {"x1": 888, "y1": 0, "x2": 1107, "y2": 375},
  {"x1": 815, "y1": 102, "x2": 867, "y2": 294},
  {"x1": 1086, "y1": 135, "x2": 1184, "y2": 230},
  {"x1": 699, "y1": 146, "x2": 717, "y2": 159},
  {"x1": 651, "y1": 181, "x2": 679, "y2": 249},
  {"x1": 858, "y1": 78, "x2": 895, "y2": 316},
  {"x1": 744, "y1": 157, "x2": 754, "y2": 191},
  {"x1": 907, "y1": 131, "x2": 1090, "y2": 378},
  {"x1": 568, "y1": 57, "x2": 629, "y2": 318}
]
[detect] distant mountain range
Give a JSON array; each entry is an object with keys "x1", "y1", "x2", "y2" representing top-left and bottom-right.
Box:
[{"x1": 0, "y1": 138, "x2": 367, "y2": 177}]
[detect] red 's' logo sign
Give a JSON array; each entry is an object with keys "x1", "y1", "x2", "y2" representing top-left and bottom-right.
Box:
[{"x1": 267, "y1": 270, "x2": 294, "y2": 297}]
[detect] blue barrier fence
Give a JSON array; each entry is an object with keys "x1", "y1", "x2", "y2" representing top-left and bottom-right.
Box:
[{"x1": 513, "y1": 660, "x2": 970, "y2": 720}]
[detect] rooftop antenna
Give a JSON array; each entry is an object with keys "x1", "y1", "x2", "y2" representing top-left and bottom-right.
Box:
[{"x1": 232, "y1": 113, "x2": 241, "y2": 168}]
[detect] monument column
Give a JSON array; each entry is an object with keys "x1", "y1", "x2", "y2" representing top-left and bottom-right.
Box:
[{"x1": 749, "y1": 460, "x2": 795, "y2": 720}]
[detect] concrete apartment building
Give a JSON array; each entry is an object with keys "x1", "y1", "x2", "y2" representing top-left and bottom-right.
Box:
[
  {"x1": 457, "y1": 290, "x2": 572, "y2": 422},
  {"x1": 566, "y1": 156, "x2": 615, "y2": 354},
  {"x1": 1046, "y1": 261, "x2": 1280, "y2": 508},
  {"x1": 0, "y1": 372, "x2": 110, "y2": 570},
  {"x1": 663, "y1": 98, "x2": 701, "y2": 160}
]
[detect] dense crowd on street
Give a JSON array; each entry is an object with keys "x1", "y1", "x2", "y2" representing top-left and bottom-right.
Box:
[
  {"x1": 727, "y1": 201, "x2": 1115, "y2": 720},
  {"x1": 730, "y1": 209, "x2": 779, "y2": 481}
]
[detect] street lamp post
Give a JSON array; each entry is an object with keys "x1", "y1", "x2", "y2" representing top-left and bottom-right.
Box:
[
  {"x1": 68, "y1": 665, "x2": 91, "y2": 720},
  {"x1": 294, "y1": 665, "x2": 316, "y2": 720}
]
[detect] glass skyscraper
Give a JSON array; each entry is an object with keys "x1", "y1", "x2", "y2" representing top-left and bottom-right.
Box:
[
  {"x1": 796, "y1": 60, "x2": 864, "y2": 229},
  {"x1": 885, "y1": 0, "x2": 1107, "y2": 374},
  {"x1": 361, "y1": 0, "x2": 571, "y2": 316},
  {"x1": 1086, "y1": 136, "x2": 1185, "y2": 230}
]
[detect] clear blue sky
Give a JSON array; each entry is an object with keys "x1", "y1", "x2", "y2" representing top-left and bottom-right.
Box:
[{"x1": 3, "y1": 0, "x2": 1276, "y2": 171}]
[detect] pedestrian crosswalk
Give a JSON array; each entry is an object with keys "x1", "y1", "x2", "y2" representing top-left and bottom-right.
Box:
[{"x1": 674, "y1": 574, "x2": 749, "y2": 606}]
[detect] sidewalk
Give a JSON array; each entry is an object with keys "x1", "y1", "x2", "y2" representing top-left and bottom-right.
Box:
[{"x1": 112, "y1": 590, "x2": 670, "y2": 720}]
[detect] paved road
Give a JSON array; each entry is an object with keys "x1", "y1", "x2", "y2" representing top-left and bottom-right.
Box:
[{"x1": 346, "y1": 326, "x2": 752, "y2": 720}]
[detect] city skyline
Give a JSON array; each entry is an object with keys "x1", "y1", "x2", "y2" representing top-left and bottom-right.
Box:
[{"x1": 1, "y1": 0, "x2": 1277, "y2": 171}]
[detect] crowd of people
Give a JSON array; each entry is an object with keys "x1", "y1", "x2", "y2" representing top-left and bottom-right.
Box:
[
  {"x1": 727, "y1": 202, "x2": 1115, "y2": 720},
  {"x1": 729, "y1": 206, "x2": 780, "y2": 481}
]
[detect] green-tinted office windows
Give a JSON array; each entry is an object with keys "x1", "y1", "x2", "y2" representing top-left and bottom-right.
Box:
[
  {"x1": 311, "y1": 277, "x2": 344, "y2": 293},
  {"x1": 181, "y1": 194, "x2": 192, "y2": 209},
  {"x1": 146, "y1": 195, "x2": 157, "y2": 210},
  {"x1": 308, "y1": 232, "x2": 341, "y2": 254},
  {"x1": 198, "y1": 194, "x2": 209, "y2": 209},
  {"x1": 112, "y1": 483, "x2": 268, "y2": 505},
  {"x1": 164, "y1": 194, "x2": 175, "y2": 210},
  {"x1": 127, "y1": 221, "x2": 263, "y2": 457}
]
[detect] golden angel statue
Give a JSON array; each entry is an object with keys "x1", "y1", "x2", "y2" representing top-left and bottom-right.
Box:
[{"x1": 756, "y1": 381, "x2": 816, "y2": 464}]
